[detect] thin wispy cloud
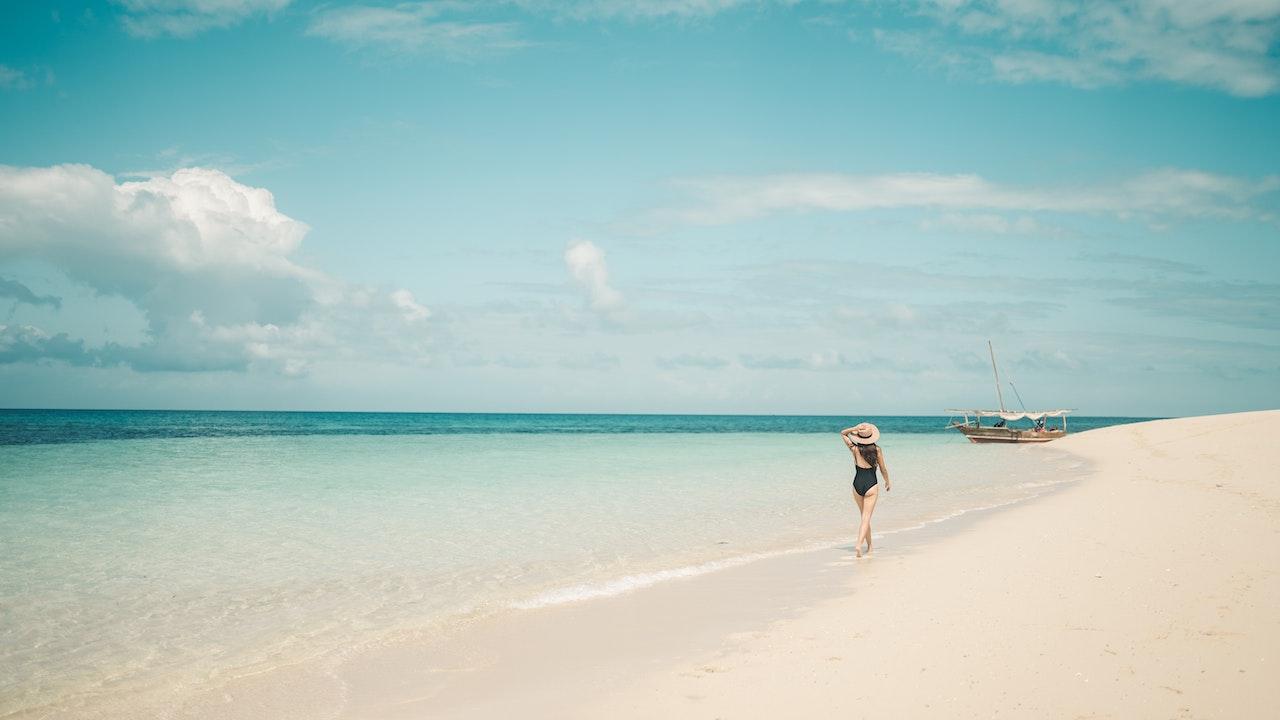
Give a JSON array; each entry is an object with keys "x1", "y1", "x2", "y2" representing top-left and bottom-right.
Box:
[
  {"x1": 657, "y1": 353, "x2": 730, "y2": 369},
  {"x1": 103, "y1": 0, "x2": 1279, "y2": 99},
  {"x1": 513, "y1": 0, "x2": 757, "y2": 21},
  {"x1": 876, "y1": 0, "x2": 1280, "y2": 97},
  {"x1": 115, "y1": 0, "x2": 292, "y2": 38},
  {"x1": 918, "y1": 212, "x2": 1056, "y2": 236},
  {"x1": 832, "y1": 299, "x2": 1064, "y2": 338},
  {"x1": 559, "y1": 352, "x2": 622, "y2": 370},
  {"x1": 1013, "y1": 348, "x2": 1085, "y2": 372},
  {"x1": 736, "y1": 350, "x2": 935, "y2": 375},
  {"x1": 654, "y1": 169, "x2": 1280, "y2": 226},
  {"x1": 1078, "y1": 252, "x2": 1207, "y2": 276},
  {"x1": 0, "y1": 64, "x2": 55, "y2": 91},
  {"x1": 740, "y1": 351, "x2": 857, "y2": 371},
  {"x1": 0, "y1": 65, "x2": 30, "y2": 90},
  {"x1": 1111, "y1": 278, "x2": 1280, "y2": 331},
  {"x1": 307, "y1": 2, "x2": 528, "y2": 59},
  {"x1": 748, "y1": 254, "x2": 1280, "y2": 334}
]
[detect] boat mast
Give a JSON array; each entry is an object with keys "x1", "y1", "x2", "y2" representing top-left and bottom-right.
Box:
[
  {"x1": 988, "y1": 340, "x2": 1007, "y2": 412},
  {"x1": 1009, "y1": 380, "x2": 1028, "y2": 412}
]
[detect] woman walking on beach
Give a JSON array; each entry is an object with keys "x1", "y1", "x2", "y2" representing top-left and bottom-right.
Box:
[{"x1": 841, "y1": 422, "x2": 890, "y2": 557}]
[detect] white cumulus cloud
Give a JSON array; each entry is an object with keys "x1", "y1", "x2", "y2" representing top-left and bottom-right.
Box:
[
  {"x1": 0, "y1": 164, "x2": 432, "y2": 375},
  {"x1": 564, "y1": 239, "x2": 623, "y2": 313},
  {"x1": 391, "y1": 288, "x2": 431, "y2": 322}
]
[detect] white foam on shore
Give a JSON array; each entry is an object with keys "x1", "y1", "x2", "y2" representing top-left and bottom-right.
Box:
[
  {"x1": 509, "y1": 474, "x2": 1079, "y2": 611},
  {"x1": 509, "y1": 542, "x2": 830, "y2": 610}
]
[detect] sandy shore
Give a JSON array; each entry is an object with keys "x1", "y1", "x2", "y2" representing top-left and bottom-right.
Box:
[
  {"x1": 578, "y1": 410, "x2": 1280, "y2": 719},
  {"x1": 173, "y1": 411, "x2": 1280, "y2": 719},
  {"x1": 336, "y1": 410, "x2": 1280, "y2": 719}
]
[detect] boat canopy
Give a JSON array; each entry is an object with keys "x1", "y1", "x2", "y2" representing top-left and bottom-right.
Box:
[{"x1": 946, "y1": 409, "x2": 1073, "y2": 421}]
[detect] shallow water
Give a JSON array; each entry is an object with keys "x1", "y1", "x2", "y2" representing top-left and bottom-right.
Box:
[{"x1": 0, "y1": 411, "x2": 1142, "y2": 716}]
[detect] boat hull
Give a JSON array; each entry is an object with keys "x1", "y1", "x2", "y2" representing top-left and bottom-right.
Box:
[{"x1": 952, "y1": 426, "x2": 1066, "y2": 443}]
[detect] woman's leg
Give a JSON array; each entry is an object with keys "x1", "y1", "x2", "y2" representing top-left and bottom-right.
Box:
[
  {"x1": 852, "y1": 489, "x2": 865, "y2": 557},
  {"x1": 857, "y1": 486, "x2": 880, "y2": 555}
]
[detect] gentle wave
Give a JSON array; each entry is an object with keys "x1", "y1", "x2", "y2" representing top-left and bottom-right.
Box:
[{"x1": 509, "y1": 472, "x2": 1080, "y2": 611}]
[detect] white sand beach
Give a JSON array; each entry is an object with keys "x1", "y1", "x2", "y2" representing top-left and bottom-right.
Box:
[{"x1": 312, "y1": 410, "x2": 1280, "y2": 720}]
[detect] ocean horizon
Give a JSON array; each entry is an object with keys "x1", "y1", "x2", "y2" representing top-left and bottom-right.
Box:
[{"x1": 0, "y1": 408, "x2": 1148, "y2": 445}]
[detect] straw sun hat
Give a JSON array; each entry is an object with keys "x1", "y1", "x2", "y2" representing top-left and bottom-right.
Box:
[{"x1": 847, "y1": 422, "x2": 880, "y2": 444}]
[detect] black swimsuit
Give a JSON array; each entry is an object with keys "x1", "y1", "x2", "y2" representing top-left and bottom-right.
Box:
[
  {"x1": 849, "y1": 443, "x2": 880, "y2": 491},
  {"x1": 853, "y1": 463, "x2": 878, "y2": 497}
]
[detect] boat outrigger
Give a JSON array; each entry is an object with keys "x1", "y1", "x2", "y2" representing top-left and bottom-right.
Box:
[{"x1": 947, "y1": 341, "x2": 1072, "y2": 444}]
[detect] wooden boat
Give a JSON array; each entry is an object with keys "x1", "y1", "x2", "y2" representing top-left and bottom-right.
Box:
[
  {"x1": 946, "y1": 342, "x2": 1072, "y2": 444},
  {"x1": 945, "y1": 410, "x2": 1070, "y2": 443}
]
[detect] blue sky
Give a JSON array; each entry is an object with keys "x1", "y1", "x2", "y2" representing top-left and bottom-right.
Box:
[{"x1": 1, "y1": 0, "x2": 1278, "y2": 416}]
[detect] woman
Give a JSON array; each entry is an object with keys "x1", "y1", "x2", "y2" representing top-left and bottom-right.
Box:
[{"x1": 840, "y1": 422, "x2": 891, "y2": 557}]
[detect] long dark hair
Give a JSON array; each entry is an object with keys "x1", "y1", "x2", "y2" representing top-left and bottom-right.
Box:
[{"x1": 857, "y1": 443, "x2": 879, "y2": 466}]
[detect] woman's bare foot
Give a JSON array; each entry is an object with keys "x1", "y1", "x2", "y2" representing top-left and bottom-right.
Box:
[{"x1": 854, "y1": 544, "x2": 862, "y2": 558}]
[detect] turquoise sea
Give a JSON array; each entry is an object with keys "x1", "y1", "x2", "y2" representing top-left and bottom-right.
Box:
[{"x1": 0, "y1": 411, "x2": 1150, "y2": 717}]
